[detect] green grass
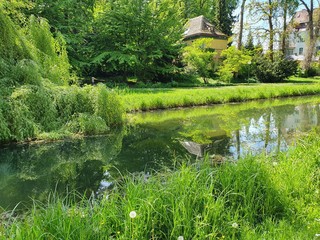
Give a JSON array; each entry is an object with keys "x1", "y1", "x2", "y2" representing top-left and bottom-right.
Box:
[
  {"x1": 3, "y1": 132, "x2": 320, "y2": 239},
  {"x1": 120, "y1": 78, "x2": 320, "y2": 112},
  {"x1": 128, "y1": 95, "x2": 320, "y2": 125}
]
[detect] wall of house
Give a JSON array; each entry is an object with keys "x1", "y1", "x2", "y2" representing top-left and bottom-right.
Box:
[
  {"x1": 208, "y1": 38, "x2": 228, "y2": 57},
  {"x1": 185, "y1": 37, "x2": 228, "y2": 57},
  {"x1": 287, "y1": 29, "x2": 320, "y2": 61}
]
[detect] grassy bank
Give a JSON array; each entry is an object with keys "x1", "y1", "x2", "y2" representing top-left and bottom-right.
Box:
[
  {"x1": 121, "y1": 80, "x2": 320, "y2": 112},
  {"x1": 0, "y1": 84, "x2": 124, "y2": 144},
  {"x1": 129, "y1": 95, "x2": 320, "y2": 125},
  {"x1": 3, "y1": 133, "x2": 320, "y2": 239}
]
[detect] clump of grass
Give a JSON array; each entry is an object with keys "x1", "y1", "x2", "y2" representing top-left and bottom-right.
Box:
[
  {"x1": 3, "y1": 133, "x2": 320, "y2": 239},
  {"x1": 0, "y1": 84, "x2": 124, "y2": 143}
]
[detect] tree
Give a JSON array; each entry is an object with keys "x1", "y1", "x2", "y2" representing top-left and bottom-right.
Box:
[
  {"x1": 0, "y1": 0, "x2": 34, "y2": 24},
  {"x1": 298, "y1": 0, "x2": 320, "y2": 72},
  {"x1": 27, "y1": 0, "x2": 95, "y2": 72},
  {"x1": 218, "y1": 46, "x2": 252, "y2": 82},
  {"x1": 249, "y1": 0, "x2": 280, "y2": 61},
  {"x1": 244, "y1": 30, "x2": 255, "y2": 50},
  {"x1": 92, "y1": 0, "x2": 184, "y2": 82},
  {"x1": 212, "y1": 0, "x2": 238, "y2": 36},
  {"x1": 183, "y1": 38, "x2": 217, "y2": 84},
  {"x1": 279, "y1": 0, "x2": 298, "y2": 55},
  {"x1": 237, "y1": 0, "x2": 247, "y2": 49}
]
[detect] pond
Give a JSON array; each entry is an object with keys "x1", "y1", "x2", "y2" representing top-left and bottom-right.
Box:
[{"x1": 1, "y1": 96, "x2": 320, "y2": 211}]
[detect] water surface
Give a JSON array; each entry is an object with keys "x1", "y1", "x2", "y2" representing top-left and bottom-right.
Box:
[{"x1": 1, "y1": 96, "x2": 320, "y2": 210}]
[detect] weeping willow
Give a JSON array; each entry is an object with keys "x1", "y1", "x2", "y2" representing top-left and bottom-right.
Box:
[{"x1": 0, "y1": 10, "x2": 123, "y2": 143}]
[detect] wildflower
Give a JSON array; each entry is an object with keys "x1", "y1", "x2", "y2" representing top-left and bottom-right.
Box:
[
  {"x1": 315, "y1": 233, "x2": 320, "y2": 237},
  {"x1": 232, "y1": 222, "x2": 239, "y2": 229},
  {"x1": 129, "y1": 210, "x2": 137, "y2": 219},
  {"x1": 177, "y1": 236, "x2": 184, "y2": 240},
  {"x1": 272, "y1": 162, "x2": 278, "y2": 166}
]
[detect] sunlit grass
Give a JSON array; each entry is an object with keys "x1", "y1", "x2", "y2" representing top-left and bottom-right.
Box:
[
  {"x1": 3, "y1": 132, "x2": 320, "y2": 239},
  {"x1": 129, "y1": 95, "x2": 320, "y2": 125},
  {"x1": 121, "y1": 80, "x2": 320, "y2": 112}
]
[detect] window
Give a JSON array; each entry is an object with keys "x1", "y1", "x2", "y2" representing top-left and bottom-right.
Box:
[
  {"x1": 299, "y1": 47, "x2": 303, "y2": 55},
  {"x1": 287, "y1": 49, "x2": 294, "y2": 55}
]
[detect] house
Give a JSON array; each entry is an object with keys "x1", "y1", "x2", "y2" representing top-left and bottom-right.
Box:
[
  {"x1": 183, "y1": 15, "x2": 228, "y2": 57},
  {"x1": 286, "y1": 9, "x2": 320, "y2": 61}
]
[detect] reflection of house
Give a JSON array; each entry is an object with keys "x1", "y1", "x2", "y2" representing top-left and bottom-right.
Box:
[
  {"x1": 180, "y1": 141, "x2": 210, "y2": 158},
  {"x1": 180, "y1": 130, "x2": 230, "y2": 158},
  {"x1": 280, "y1": 105, "x2": 320, "y2": 145},
  {"x1": 183, "y1": 15, "x2": 228, "y2": 57},
  {"x1": 286, "y1": 9, "x2": 320, "y2": 61}
]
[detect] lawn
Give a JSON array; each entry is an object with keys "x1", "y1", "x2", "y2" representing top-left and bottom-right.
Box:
[{"x1": 120, "y1": 77, "x2": 320, "y2": 112}]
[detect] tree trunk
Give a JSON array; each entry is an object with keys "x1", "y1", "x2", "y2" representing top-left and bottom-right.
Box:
[
  {"x1": 237, "y1": 0, "x2": 246, "y2": 49},
  {"x1": 300, "y1": 0, "x2": 314, "y2": 71},
  {"x1": 281, "y1": 2, "x2": 288, "y2": 55},
  {"x1": 268, "y1": 0, "x2": 274, "y2": 61},
  {"x1": 236, "y1": 129, "x2": 240, "y2": 160}
]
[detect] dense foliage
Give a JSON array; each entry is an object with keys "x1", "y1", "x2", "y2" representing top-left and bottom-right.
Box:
[
  {"x1": 253, "y1": 55, "x2": 298, "y2": 83},
  {"x1": 91, "y1": 0, "x2": 184, "y2": 82},
  {"x1": 183, "y1": 38, "x2": 217, "y2": 83},
  {"x1": 0, "y1": 9, "x2": 123, "y2": 143},
  {"x1": 218, "y1": 46, "x2": 252, "y2": 82}
]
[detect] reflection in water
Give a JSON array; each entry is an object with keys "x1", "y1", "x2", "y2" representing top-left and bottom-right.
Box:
[{"x1": 1, "y1": 97, "x2": 320, "y2": 210}]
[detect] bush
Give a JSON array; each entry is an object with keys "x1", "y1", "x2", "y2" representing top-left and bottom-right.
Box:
[
  {"x1": 66, "y1": 113, "x2": 109, "y2": 135},
  {"x1": 0, "y1": 84, "x2": 124, "y2": 143},
  {"x1": 253, "y1": 56, "x2": 298, "y2": 83},
  {"x1": 297, "y1": 62, "x2": 320, "y2": 77},
  {"x1": 218, "y1": 46, "x2": 252, "y2": 83}
]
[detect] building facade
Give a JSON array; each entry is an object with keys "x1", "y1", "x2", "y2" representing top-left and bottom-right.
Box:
[
  {"x1": 183, "y1": 15, "x2": 228, "y2": 57},
  {"x1": 286, "y1": 9, "x2": 320, "y2": 61}
]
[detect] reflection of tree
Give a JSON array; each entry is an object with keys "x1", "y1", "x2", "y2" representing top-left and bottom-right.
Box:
[
  {"x1": 271, "y1": 104, "x2": 297, "y2": 152},
  {"x1": 0, "y1": 128, "x2": 126, "y2": 209},
  {"x1": 236, "y1": 129, "x2": 240, "y2": 160},
  {"x1": 2, "y1": 98, "x2": 320, "y2": 210},
  {"x1": 178, "y1": 115, "x2": 232, "y2": 157},
  {"x1": 114, "y1": 123, "x2": 183, "y2": 172},
  {"x1": 264, "y1": 111, "x2": 271, "y2": 151}
]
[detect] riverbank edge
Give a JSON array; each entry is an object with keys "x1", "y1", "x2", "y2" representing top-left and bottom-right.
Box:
[
  {"x1": 2, "y1": 83, "x2": 320, "y2": 146},
  {"x1": 121, "y1": 83, "x2": 320, "y2": 112},
  {"x1": 2, "y1": 132, "x2": 320, "y2": 239}
]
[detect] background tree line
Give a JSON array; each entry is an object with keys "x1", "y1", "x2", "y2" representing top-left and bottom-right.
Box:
[
  {"x1": 1, "y1": 0, "x2": 318, "y2": 84},
  {"x1": 1, "y1": 0, "x2": 238, "y2": 82}
]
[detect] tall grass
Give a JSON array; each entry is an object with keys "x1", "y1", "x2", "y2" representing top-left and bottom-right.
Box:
[
  {"x1": 0, "y1": 84, "x2": 124, "y2": 143},
  {"x1": 3, "y1": 133, "x2": 320, "y2": 239},
  {"x1": 0, "y1": 11, "x2": 125, "y2": 143},
  {"x1": 121, "y1": 83, "x2": 320, "y2": 112}
]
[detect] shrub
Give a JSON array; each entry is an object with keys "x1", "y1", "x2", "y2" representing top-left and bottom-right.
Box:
[
  {"x1": 253, "y1": 55, "x2": 298, "y2": 83},
  {"x1": 183, "y1": 38, "x2": 217, "y2": 84},
  {"x1": 0, "y1": 100, "x2": 11, "y2": 142},
  {"x1": 297, "y1": 62, "x2": 320, "y2": 77},
  {"x1": 66, "y1": 113, "x2": 109, "y2": 135},
  {"x1": 218, "y1": 46, "x2": 252, "y2": 83}
]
